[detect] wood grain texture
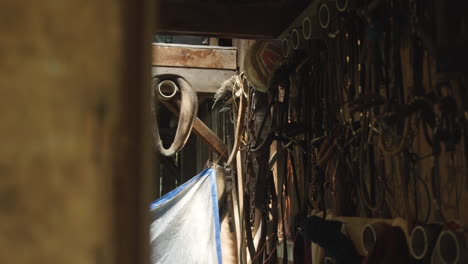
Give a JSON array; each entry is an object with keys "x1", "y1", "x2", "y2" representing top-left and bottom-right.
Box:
[
  {"x1": 152, "y1": 66, "x2": 237, "y2": 94},
  {"x1": 153, "y1": 43, "x2": 237, "y2": 70},
  {"x1": 0, "y1": 1, "x2": 154, "y2": 263}
]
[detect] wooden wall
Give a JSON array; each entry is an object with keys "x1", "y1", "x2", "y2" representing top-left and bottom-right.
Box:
[{"x1": 0, "y1": 1, "x2": 154, "y2": 263}]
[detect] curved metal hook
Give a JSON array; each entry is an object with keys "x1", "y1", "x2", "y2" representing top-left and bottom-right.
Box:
[{"x1": 152, "y1": 74, "x2": 198, "y2": 156}]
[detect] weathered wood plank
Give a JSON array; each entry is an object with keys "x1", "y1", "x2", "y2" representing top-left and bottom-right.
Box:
[
  {"x1": 153, "y1": 43, "x2": 237, "y2": 70},
  {"x1": 157, "y1": 2, "x2": 302, "y2": 38},
  {"x1": 152, "y1": 66, "x2": 236, "y2": 94}
]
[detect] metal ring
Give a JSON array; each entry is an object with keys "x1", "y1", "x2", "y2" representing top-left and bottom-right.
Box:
[
  {"x1": 157, "y1": 80, "x2": 179, "y2": 100},
  {"x1": 319, "y1": 3, "x2": 331, "y2": 29},
  {"x1": 303, "y1": 17, "x2": 313, "y2": 40}
]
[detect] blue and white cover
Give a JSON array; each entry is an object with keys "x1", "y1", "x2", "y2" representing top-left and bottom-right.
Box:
[{"x1": 150, "y1": 168, "x2": 222, "y2": 264}]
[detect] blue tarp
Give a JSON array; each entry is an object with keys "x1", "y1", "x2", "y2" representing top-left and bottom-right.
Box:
[{"x1": 150, "y1": 168, "x2": 222, "y2": 264}]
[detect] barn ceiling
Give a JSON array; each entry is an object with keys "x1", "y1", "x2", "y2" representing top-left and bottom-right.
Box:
[{"x1": 157, "y1": 0, "x2": 307, "y2": 38}]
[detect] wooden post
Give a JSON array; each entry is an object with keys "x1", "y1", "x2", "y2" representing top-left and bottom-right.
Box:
[
  {"x1": 115, "y1": 1, "x2": 155, "y2": 264},
  {"x1": 0, "y1": 1, "x2": 154, "y2": 263}
]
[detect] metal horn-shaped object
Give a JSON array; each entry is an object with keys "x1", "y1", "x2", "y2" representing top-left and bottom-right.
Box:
[{"x1": 152, "y1": 74, "x2": 198, "y2": 156}]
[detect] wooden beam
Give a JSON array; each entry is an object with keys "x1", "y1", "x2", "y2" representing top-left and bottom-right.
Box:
[
  {"x1": 152, "y1": 66, "x2": 236, "y2": 94},
  {"x1": 157, "y1": 2, "x2": 302, "y2": 39},
  {"x1": 153, "y1": 43, "x2": 237, "y2": 70}
]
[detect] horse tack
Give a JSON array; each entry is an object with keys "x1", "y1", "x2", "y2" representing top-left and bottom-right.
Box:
[{"x1": 227, "y1": 75, "x2": 248, "y2": 166}]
